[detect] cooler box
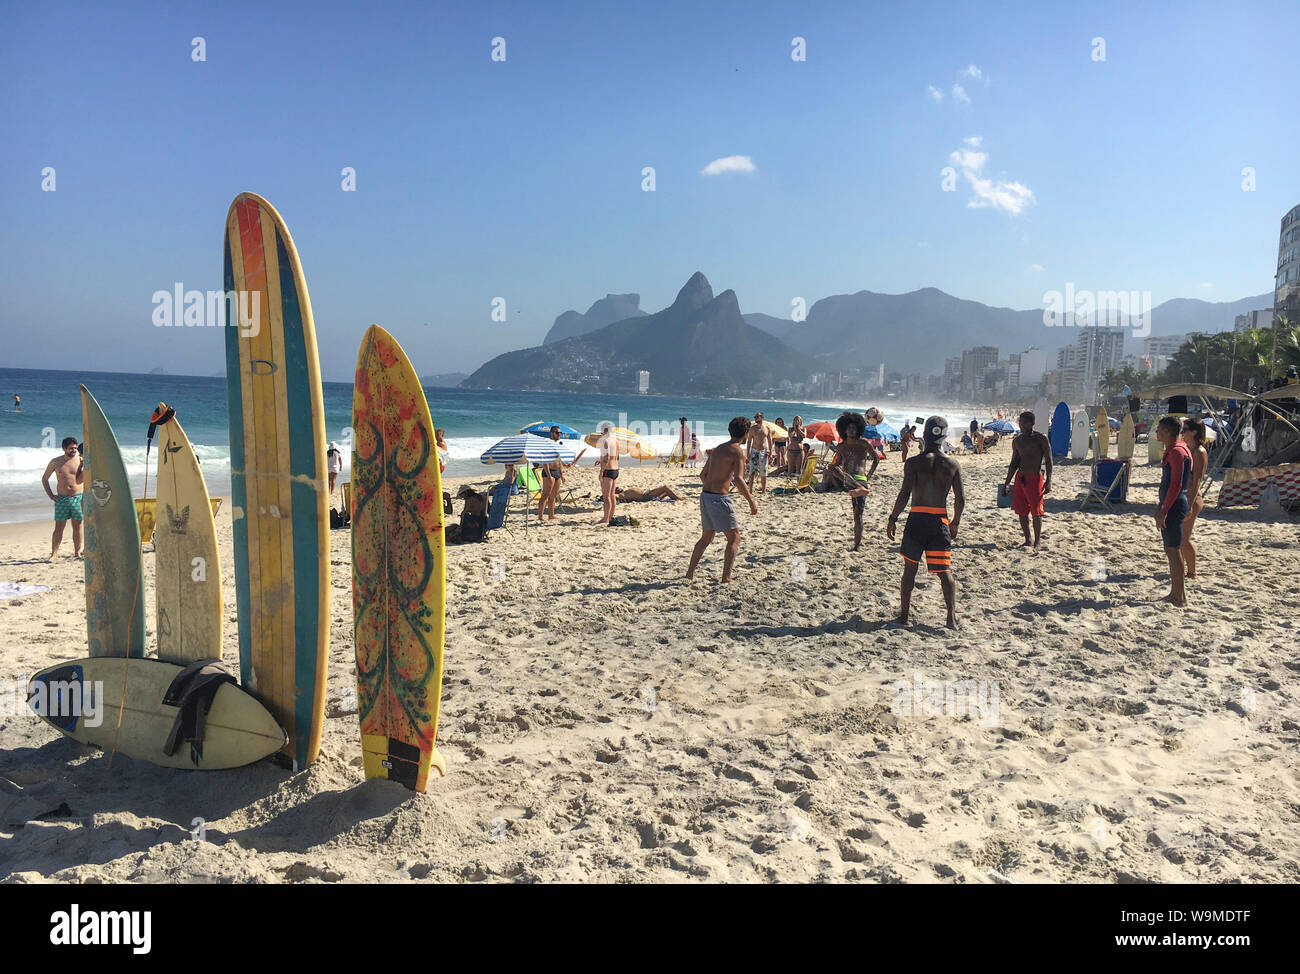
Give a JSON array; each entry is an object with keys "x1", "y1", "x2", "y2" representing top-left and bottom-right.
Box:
[
  {"x1": 996, "y1": 484, "x2": 1013, "y2": 508},
  {"x1": 1097, "y1": 459, "x2": 1128, "y2": 502}
]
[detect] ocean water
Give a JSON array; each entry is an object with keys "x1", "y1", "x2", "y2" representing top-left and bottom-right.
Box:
[{"x1": 0, "y1": 367, "x2": 982, "y2": 524}]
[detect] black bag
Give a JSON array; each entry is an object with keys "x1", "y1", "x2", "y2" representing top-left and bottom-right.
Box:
[
  {"x1": 443, "y1": 491, "x2": 453, "y2": 515},
  {"x1": 459, "y1": 512, "x2": 487, "y2": 543},
  {"x1": 330, "y1": 505, "x2": 350, "y2": 529}
]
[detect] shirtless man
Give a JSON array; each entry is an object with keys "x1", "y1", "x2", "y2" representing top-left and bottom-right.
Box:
[
  {"x1": 686, "y1": 417, "x2": 759, "y2": 583},
  {"x1": 823, "y1": 412, "x2": 873, "y2": 550},
  {"x1": 596, "y1": 423, "x2": 620, "y2": 524},
  {"x1": 42, "y1": 437, "x2": 85, "y2": 560},
  {"x1": 1002, "y1": 410, "x2": 1052, "y2": 548},
  {"x1": 884, "y1": 416, "x2": 964, "y2": 628},
  {"x1": 744, "y1": 412, "x2": 773, "y2": 494}
]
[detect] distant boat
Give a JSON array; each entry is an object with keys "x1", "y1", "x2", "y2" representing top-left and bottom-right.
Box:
[{"x1": 149, "y1": 367, "x2": 165, "y2": 375}]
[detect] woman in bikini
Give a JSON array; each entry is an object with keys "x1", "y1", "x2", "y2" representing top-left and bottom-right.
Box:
[
  {"x1": 1179, "y1": 417, "x2": 1209, "y2": 579},
  {"x1": 786, "y1": 416, "x2": 806, "y2": 475}
]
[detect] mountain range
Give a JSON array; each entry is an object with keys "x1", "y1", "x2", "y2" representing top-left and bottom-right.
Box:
[
  {"x1": 465, "y1": 278, "x2": 1273, "y2": 393},
  {"x1": 465, "y1": 273, "x2": 815, "y2": 396}
]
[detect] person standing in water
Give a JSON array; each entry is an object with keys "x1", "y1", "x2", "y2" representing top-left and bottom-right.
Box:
[
  {"x1": 1002, "y1": 410, "x2": 1052, "y2": 549},
  {"x1": 884, "y1": 416, "x2": 964, "y2": 628},
  {"x1": 686, "y1": 417, "x2": 759, "y2": 583},
  {"x1": 1179, "y1": 417, "x2": 1209, "y2": 581},
  {"x1": 1154, "y1": 416, "x2": 1191, "y2": 607}
]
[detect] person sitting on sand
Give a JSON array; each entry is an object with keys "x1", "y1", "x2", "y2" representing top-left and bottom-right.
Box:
[
  {"x1": 615, "y1": 485, "x2": 684, "y2": 502},
  {"x1": 1179, "y1": 417, "x2": 1208, "y2": 581},
  {"x1": 744, "y1": 412, "x2": 772, "y2": 494},
  {"x1": 1002, "y1": 410, "x2": 1052, "y2": 549},
  {"x1": 1154, "y1": 416, "x2": 1192, "y2": 607},
  {"x1": 42, "y1": 438, "x2": 85, "y2": 560},
  {"x1": 686, "y1": 417, "x2": 759, "y2": 583},
  {"x1": 883, "y1": 416, "x2": 964, "y2": 629}
]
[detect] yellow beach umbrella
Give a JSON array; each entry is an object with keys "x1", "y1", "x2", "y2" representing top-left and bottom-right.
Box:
[{"x1": 585, "y1": 427, "x2": 657, "y2": 458}]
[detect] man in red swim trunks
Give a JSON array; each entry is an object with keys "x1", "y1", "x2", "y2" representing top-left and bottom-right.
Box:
[{"x1": 1002, "y1": 410, "x2": 1052, "y2": 549}]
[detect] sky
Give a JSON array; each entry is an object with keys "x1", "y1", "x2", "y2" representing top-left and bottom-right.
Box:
[{"x1": 1, "y1": 0, "x2": 1296, "y2": 380}]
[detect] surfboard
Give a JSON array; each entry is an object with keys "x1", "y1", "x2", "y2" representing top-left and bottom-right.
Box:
[
  {"x1": 1148, "y1": 425, "x2": 1164, "y2": 462},
  {"x1": 81, "y1": 386, "x2": 145, "y2": 658},
  {"x1": 1070, "y1": 407, "x2": 1089, "y2": 459},
  {"x1": 28, "y1": 657, "x2": 286, "y2": 770},
  {"x1": 154, "y1": 415, "x2": 223, "y2": 665},
  {"x1": 351, "y1": 325, "x2": 447, "y2": 792},
  {"x1": 1117, "y1": 413, "x2": 1135, "y2": 459},
  {"x1": 1034, "y1": 398, "x2": 1050, "y2": 428},
  {"x1": 1096, "y1": 406, "x2": 1110, "y2": 458},
  {"x1": 223, "y1": 192, "x2": 329, "y2": 771},
  {"x1": 1049, "y1": 401, "x2": 1071, "y2": 457}
]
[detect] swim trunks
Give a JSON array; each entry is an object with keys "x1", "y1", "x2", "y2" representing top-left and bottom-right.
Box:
[
  {"x1": 602, "y1": 469, "x2": 619, "y2": 480},
  {"x1": 747, "y1": 450, "x2": 768, "y2": 476},
  {"x1": 1161, "y1": 494, "x2": 1189, "y2": 547},
  {"x1": 54, "y1": 493, "x2": 83, "y2": 522},
  {"x1": 700, "y1": 490, "x2": 738, "y2": 532},
  {"x1": 900, "y1": 506, "x2": 951, "y2": 572},
  {"x1": 851, "y1": 475, "x2": 869, "y2": 515},
  {"x1": 1011, "y1": 472, "x2": 1045, "y2": 517}
]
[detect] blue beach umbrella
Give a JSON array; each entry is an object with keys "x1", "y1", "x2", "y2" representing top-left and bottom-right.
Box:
[
  {"x1": 1107, "y1": 416, "x2": 1122, "y2": 430},
  {"x1": 864, "y1": 422, "x2": 900, "y2": 443},
  {"x1": 480, "y1": 433, "x2": 578, "y2": 465},
  {"x1": 519, "y1": 421, "x2": 582, "y2": 439},
  {"x1": 984, "y1": 418, "x2": 1017, "y2": 434}
]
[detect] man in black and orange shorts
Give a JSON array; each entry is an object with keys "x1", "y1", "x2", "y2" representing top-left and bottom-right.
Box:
[{"x1": 886, "y1": 416, "x2": 964, "y2": 629}]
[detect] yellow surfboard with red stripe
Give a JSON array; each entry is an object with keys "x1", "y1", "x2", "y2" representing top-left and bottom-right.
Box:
[{"x1": 223, "y1": 193, "x2": 329, "y2": 771}]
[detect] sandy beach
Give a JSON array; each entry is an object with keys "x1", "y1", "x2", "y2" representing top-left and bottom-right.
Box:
[{"x1": 2, "y1": 448, "x2": 1298, "y2": 884}]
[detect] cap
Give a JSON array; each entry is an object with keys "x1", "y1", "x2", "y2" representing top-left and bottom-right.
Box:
[{"x1": 923, "y1": 415, "x2": 948, "y2": 445}]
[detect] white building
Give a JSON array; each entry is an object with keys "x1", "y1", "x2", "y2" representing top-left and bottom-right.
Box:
[
  {"x1": 637, "y1": 370, "x2": 650, "y2": 394},
  {"x1": 1234, "y1": 309, "x2": 1273, "y2": 332},
  {"x1": 1142, "y1": 334, "x2": 1186, "y2": 373},
  {"x1": 1016, "y1": 347, "x2": 1047, "y2": 387}
]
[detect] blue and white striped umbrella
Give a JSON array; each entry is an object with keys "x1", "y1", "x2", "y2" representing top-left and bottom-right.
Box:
[{"x1": 480, "y1": 433, "x2": 578, "y2": 465}]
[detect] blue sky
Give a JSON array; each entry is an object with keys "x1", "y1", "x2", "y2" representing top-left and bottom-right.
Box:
[{"x1": 2, "y1": 0, "x2": 1295, "y2": 379}]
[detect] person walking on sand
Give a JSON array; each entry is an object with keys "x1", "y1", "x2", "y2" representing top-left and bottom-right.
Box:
[
  {"x1": 1002, "y1": 410, "x2": 1052, "y2": 549},
  {"x1": 1179, "y1": 417, "x2": 1209, "y2": 581},
  {"x1": 744, "y1": 411, "x2": 772, "y2": 493},
  {"x1": 596, "y1": 422, "x2": 620, "y2": 524},
  {"x1": 42, "y1": 437, "x2": 85, "y2": 560},
  {"x1": 1154, "y1": 416, "x2": 1191, "y2": 607},
  {"x1": 327, "y1": 441, "x2": 343, "y2": 495},
  {"x1": 677, "y1": 417, "x2": 690, "y2": 462},
  {"x1": 884, "y1": 416, "x2": 964, "y2": 628},
  {"x1": 686, "y1": 417, "x2": 759, "y2": 583}
]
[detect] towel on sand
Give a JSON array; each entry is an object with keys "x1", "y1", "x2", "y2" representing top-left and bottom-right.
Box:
[{"x1": 0, "y1": 583, "x2": 51, "y2": 601}]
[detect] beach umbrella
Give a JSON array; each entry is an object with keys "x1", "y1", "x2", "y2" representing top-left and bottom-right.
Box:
[
  {"x1": 480, "y1": 432, "x2": 577, "y2": 465},
  {"x1": 802, "y1": 420, "x2": 840, "y2": 443},
  {"x1": 865, "y1": 422, "x2": 900, "y2": 443},
  {"x1": 984, "y1": 418, "x2": 1017, "y2": 434},
  {"x1": 1107, "y1": 416, "x2": 1122, "y2": 430},
  {"x1": 519, "y1": 421, "x2": 582, "y2": 439},
  {"x1": 584, "y1": 427, "x2": 657, "y2": 458}
]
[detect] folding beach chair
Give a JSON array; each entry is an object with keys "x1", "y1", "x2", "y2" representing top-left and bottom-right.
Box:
[
  {"x1": 515, "y1": 466, "x2": 543, "y2": 511},
  {"x1": 659, "y1": 443, "x2": 685, "y2": 467},
  {"x1": 487, "y1": 482, "x2": 513, "y2": 535},
  {"x1": 1077, "y1": 459, "x2": 1129, "y2": 512},
  {"x1": 772, "y1": 455, "x2": 820, "y2": 495}
]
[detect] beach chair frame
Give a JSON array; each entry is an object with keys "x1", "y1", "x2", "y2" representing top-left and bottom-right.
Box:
[{"x1": 1077, "y1": 459, "x2": 1128, "y2": 512}]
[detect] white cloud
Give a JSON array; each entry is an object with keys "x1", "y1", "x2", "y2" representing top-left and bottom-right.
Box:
[
  {"x1": 700, "y1": 155, "x2": 756, "y2": 176},
  {"x1": 963, "y1": 136, "x2": 983, "y2": 148},
  {"x1": 948, "y1": 139, "x2": 1036, "y2": 215},
  {"x1": 951, "y1": 84, "x2": 971, "y2": 104},
  {"x1": 1029, "y1": 263, "x2": 1044, "y2": 272},
  {"x1": 1199, "y1": 281, "x2": 1214, "y2": 289},
  {"x1": 960, "y1": 64, "x2": 983, "y2": 81},
  {"x1": 927, "y1": 85, "x2": 943, "y2": 102}
]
